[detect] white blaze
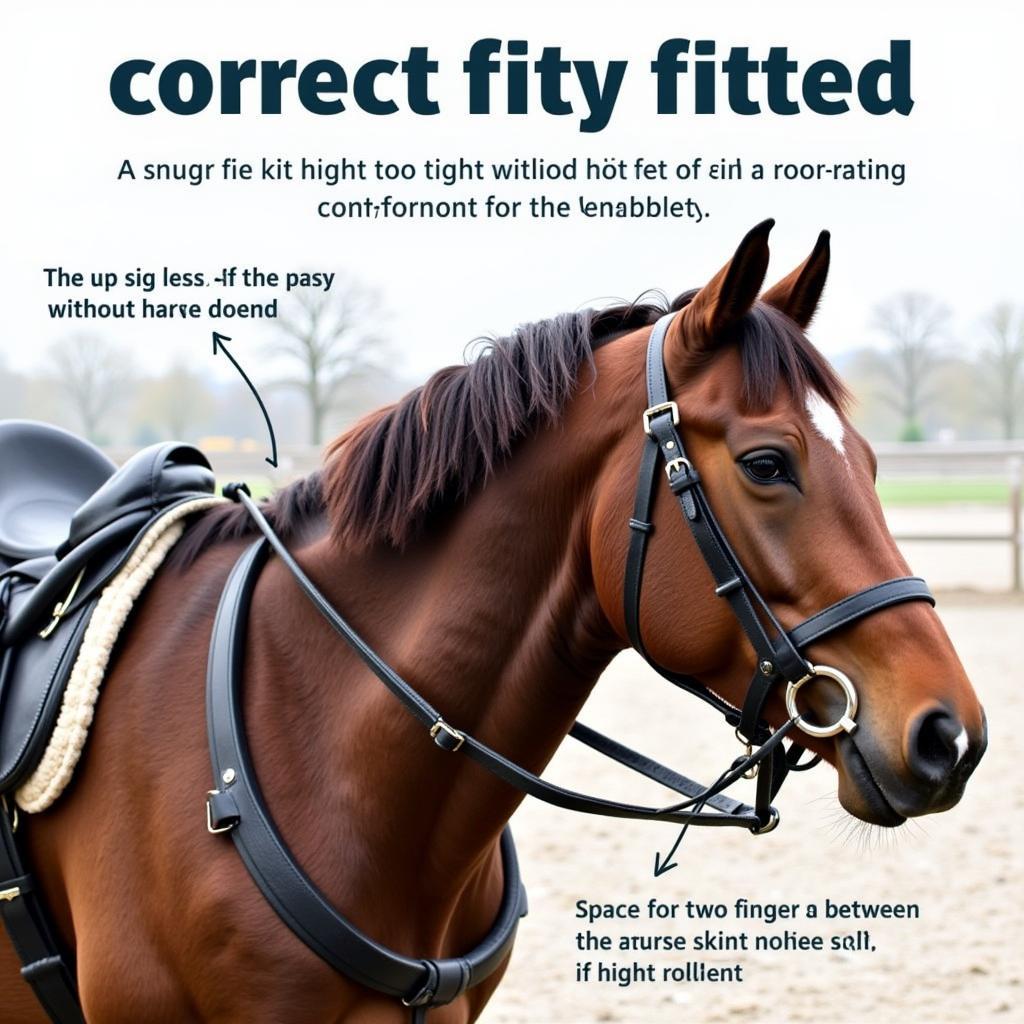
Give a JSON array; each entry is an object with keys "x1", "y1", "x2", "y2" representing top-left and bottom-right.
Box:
[{"x1": 805, "y1": 390, "x2": 846, "y2": 457}]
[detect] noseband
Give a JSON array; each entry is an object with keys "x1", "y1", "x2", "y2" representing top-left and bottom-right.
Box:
[{"x1": 196, "y1": 310, "x2": 934, "y2": 1021}]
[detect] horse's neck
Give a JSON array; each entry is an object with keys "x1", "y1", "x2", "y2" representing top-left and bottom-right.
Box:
[{"x1": 243, "y1": 443, "x2": 619, "y2": 948}]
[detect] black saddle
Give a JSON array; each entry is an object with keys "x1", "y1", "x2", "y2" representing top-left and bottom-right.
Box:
[
  {"x1": 0, "y1": 421, "x2": 116, "y2": 571},
  {"x1": 0, "y1": 421, "x2": 216, "y2": 794}
]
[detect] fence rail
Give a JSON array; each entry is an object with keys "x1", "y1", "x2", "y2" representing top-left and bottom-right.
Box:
[{"x1": 873, "y1": 442, "x2": 1023, "y2": 592}]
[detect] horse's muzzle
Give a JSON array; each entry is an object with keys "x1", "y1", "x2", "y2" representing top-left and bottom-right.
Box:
[{"x1": 836, "y1": 705, "x2": 987, "y2": 825}]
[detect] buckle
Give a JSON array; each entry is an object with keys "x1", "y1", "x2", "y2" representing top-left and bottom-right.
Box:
[
  {"x1": 1, "y1": 795, "x2": 18, "y2": 835},
  {"x1": 402, "y1": 990, "x2": 434, "y2": 1008},
  {"x1": 749, "y1": 807, "x2": 780, "y2": 835},
  {"x1": 38, "y1": 567, "x2": 86, "y2": 640},
  {"x1": 664, "y1": 456, "x2": 693, "y2": 481},
  {"x1": 429, "y1": 718, "x2": 465, "y2": 752},
  {"x1": 642, "y1": 401, "x2": 679, "y2": 435},
  {"x1": 0, "y1": 886, "x2": 21, "y2": 903},
  {"x1": 206, "y1": 790, "x2": 237, "y2": 834}
]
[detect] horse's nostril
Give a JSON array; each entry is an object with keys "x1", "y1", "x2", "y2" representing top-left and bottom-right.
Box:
[{"x1": 906, "y1": 709, "x2": 963, "y2": 784}]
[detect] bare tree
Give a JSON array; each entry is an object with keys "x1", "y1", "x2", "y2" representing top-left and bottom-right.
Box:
[
  {"x1": 49, "y1": 333, "x2": 132, "y2": 442},
  {"x1": 978, "y1": 304, "x2": 1024, "y2": 439},
  {"x1": 871, "y1": 292, "x2": 949, "y2": 441},
  {"x1": 267, "y1": 276, "x2": 383, "y2": 445},
  {"x1": 135, "y1": 362, "x2": 216, "y2": 440}
]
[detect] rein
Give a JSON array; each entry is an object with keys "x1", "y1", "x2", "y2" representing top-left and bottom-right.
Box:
[{"x1": 199, "y1": 311, "x2": 935, "y2": 1022}]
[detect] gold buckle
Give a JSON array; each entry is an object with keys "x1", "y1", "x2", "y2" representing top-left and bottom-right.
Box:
[
  {"x1": 429, "y1": 719, "x2": 465, "y2": 752},
  {"x1": 0, "y1": 887, "x2": 21, "y2": 903},
  {"x1": 642, "y1": 401, "x2": 679, "y2": 436},
  {"x1": 38, "y1": 567, "x2": 86, "y2": 640}
]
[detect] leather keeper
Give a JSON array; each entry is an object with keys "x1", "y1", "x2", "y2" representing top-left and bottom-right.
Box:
[{"x1": 668, "y1": 469, "x2": 701, "y2": 494}]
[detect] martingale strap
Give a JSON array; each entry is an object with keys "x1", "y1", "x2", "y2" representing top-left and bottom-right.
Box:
[{"x1": 206, "y1": 539, "x2": 527, "y2": 1014}]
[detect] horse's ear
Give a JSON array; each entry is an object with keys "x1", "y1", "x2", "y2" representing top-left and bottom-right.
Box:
[
  {"x1": 761, "y1": 230, "x2": 830, "y2": 329},
  {"x1": 674, "y1": 219, "x2": 774, "y2": 353}
]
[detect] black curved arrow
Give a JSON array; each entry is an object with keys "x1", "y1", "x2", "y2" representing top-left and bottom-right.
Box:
[{"x1": 211, "y1": 331, "x2": 279, "y2": 467}]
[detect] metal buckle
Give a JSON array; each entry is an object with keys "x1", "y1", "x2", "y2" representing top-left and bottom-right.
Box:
[
  {"x1": 401, "y1": 991, "x2": 434, "y2": 1008},
  {"x1": 38, "y1": 567, "x2": 86, "y2": 640},
  {"x1": 0, "y1": 886, "x2": 21, "y2": 903},
  {"x1": 429, "y1": 718, "x2": 465, "y2": 751},
  {"x1": 642, "y1": 401, "x2": 679, "y2": 436},
  {"x1": 749, "y1": 808, "x2": 780, "y2": 835},
  {"x1": 1, "y1": 795, "x2": 18, "y2": 835},
  {"x1": 785, "y1": 664, "x2": 859, "y2": 738},
  {"x1": 206, "y1": 791, "x2": 236, "y2": 834},
  {"x1": 664, "y1": 456, "x2": 693, "y2": 481},
  {"x1": 734, "y1": 728, "x2": 758, "y2": 779}
]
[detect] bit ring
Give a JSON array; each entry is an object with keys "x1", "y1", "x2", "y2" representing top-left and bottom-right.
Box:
[{"x1": 785, "y1": 664, "x2": 859, "y2": 738}]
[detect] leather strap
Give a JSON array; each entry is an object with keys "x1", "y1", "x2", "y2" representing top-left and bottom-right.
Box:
[
  {"x1": 207, "y1": 539, "x2": 527, "y2": 1011},
  {"x1": 229, "y1": 490, "x2": 771, "y2": 830},
  {"x1": 0, "y1": 807, "x2": 83, "y2": 1024},
  {"x1": 788, "y1": 577, "x2": 934, "y2": 649}
]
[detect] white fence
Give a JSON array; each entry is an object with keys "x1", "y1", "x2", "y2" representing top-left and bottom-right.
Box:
[{"x1": 874, "y1": 442, "x2": 1023, "y2": 592}]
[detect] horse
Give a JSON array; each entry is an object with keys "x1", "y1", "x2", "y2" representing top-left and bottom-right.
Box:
[{"x1": 1, "y1": 222, "x2": 986, "y2": 1022}]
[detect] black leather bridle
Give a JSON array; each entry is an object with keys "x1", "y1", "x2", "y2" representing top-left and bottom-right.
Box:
[
  {"x1": 620, "y1": 310, "x2": 934, "y2": 831},
  {"x1": 196, "y1": 310, "x2": 936, "y2": 1022}
]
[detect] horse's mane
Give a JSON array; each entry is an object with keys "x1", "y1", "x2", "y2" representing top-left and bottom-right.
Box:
[{"x1": 170, "y1": 293, "x2": 848, "y2": 565}]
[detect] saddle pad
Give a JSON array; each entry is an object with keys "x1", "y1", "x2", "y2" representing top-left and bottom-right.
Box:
[{"x1": 14, "y1": 496, "x2": 223, "y2": 813}]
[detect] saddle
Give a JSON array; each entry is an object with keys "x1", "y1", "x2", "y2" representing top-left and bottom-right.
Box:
[{"x1": 0, "y1": 420, "x2": 217, "y2": 794}]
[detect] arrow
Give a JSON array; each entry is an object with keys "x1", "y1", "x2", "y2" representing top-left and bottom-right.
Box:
[
  {"x1": 653, "y1": 801, "x2": 711, "y2": 877},
  {"x1": 212, "y1": 332, "x2": 278, "y2": 467},
  {"x1": 653, "y1": 829, "x2": 687, "y2": 877}
]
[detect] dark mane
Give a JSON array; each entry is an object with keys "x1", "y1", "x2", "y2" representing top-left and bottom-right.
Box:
[{"x1": 170, "y1": 293, "x2": 848, "y2": 564}]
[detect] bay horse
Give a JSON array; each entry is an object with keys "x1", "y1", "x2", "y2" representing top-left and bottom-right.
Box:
[{"x1": 2, "y1": 222, "x2": 986, "y2": 1022}]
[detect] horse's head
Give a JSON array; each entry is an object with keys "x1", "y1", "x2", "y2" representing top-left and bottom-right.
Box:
[{"x1": 591, "y1": 221, "x2": 986, "y2": 826}]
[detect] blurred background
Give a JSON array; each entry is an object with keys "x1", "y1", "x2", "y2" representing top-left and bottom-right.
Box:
[{"x1": 4, "y1": 277, "x2": 1020, "y2": 593}]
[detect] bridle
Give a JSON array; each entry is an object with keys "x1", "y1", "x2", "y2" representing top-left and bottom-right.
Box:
[
  {"x1": 621, "y1": 310, "x2": 934, "y2": 832},
  {"x1": 194, "y1": 310, "x2": 937, "y2": 1022}
]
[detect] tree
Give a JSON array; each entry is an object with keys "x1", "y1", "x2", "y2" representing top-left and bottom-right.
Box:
[
  {"x1": 266, "y1": 276, "x2": 384, "y2": 445},
  {"x1": 871, "y1": 292, "x2": 949, "y2": 441},
  {"x1": 133, "y1": 361, "x2": 216, "y2": 440},
  {"x1": 978, "y1": 304, "x2": 1024, "y2": 439},
  {"x1": 48, "y1": 333, "x2": 132, "y2": 442}
]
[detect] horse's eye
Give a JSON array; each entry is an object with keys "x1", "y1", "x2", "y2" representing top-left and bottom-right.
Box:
[{"x1": 739, "y1": 451, "x2": 792, "y2": 485}]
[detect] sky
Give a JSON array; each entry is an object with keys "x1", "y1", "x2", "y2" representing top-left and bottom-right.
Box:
[{"x1": 2, "y1": 0, "x2": 1022, "y2": 388}]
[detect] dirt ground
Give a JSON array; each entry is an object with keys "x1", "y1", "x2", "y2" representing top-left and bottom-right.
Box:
[{"x1": 484, "y1": 595, "x2": 1024, "y2": 1024}]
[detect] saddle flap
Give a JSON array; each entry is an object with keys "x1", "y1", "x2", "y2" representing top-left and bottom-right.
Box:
[{"x1": 0, "y1": 578, "x2": 95, "y2": 794}]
